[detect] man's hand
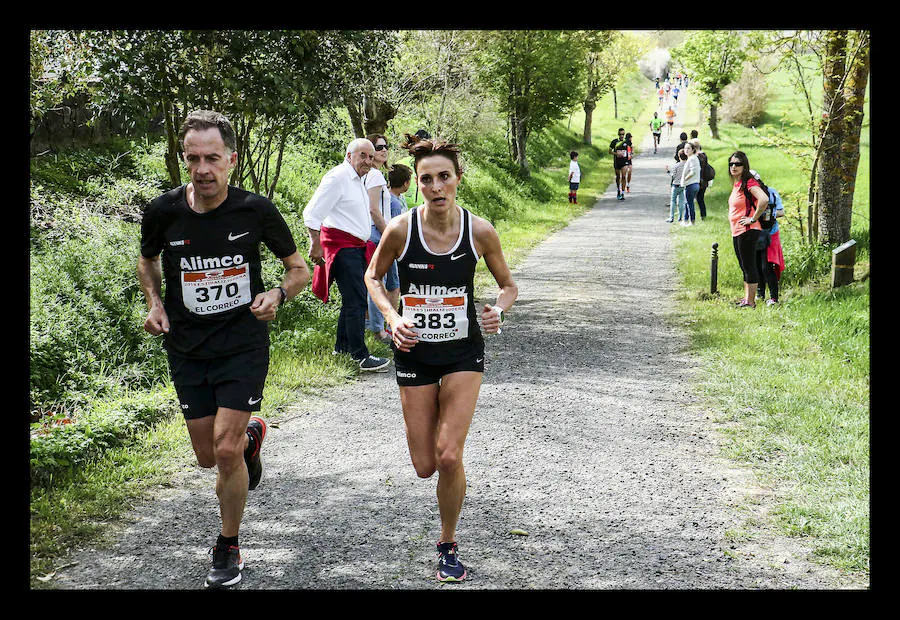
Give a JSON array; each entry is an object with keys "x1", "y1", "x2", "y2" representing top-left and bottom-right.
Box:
[
  {"x1": 250, "y1": 289, "x2": 281, "y2": 321},
  {"x1": 144, "y1": 304, "x2": 170, "y2": 335}
]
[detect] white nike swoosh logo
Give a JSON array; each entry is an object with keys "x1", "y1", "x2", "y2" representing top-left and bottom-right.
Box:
[
  {"x1": 476, "y1": 358, "x2": 483, "y2": 363},
  {"x1": 228, "y1": 232, "x2": 250, "y2": 241},
  {"x1": 248, "y1": 396, "x2": 262, "y2": 405},
  {"x1": 451, "y1": 253, "x2": 466, "y2": 260}
]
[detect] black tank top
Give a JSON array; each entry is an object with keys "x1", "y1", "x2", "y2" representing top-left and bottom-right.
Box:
[{"x1": 395, "y1": 205, "x2": 484, "y2": 365}]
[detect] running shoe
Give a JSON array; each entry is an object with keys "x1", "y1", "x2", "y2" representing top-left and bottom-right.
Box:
[
  {"x1": 665, "y1": 218, "x2": 674, "y2": 223},
  {"x1": 436, "y1": 541, "x2": 467, "y2": 582},
  {"x1": 205, "y1": 544, "x2": 244, "y2": 589},
  {"x1": 359, "y1": 355, "x2": 390, "y2": 372},
  {"x1": 766, "y1": 298, "x2": 778, "y2": 306},
  {"x1": 246, "y1": 416, "x2": 267, "y2": 491}
]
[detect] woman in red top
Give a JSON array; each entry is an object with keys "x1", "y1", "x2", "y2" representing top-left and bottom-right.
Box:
[{"x1": 727, "y1": 151, "x2": 769, "y2": 308}]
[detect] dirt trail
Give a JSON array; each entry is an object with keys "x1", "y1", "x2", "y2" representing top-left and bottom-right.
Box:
[{"x1": 52, "y1": 90, "x2": 866, "y2": 590}]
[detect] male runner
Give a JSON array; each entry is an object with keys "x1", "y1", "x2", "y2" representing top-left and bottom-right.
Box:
[
  {"x1": 138, "y1": 110, "x2": 309, "y2": 589},
  {"x1": 665, "y1": 107, "x2": 676, "y2": 137},
  {"x1": 609, "y1": 128, "x2": 629, "y2": 200},
  {"x1": 650, "y1": 113, "x2": 664, "y2": 153}
]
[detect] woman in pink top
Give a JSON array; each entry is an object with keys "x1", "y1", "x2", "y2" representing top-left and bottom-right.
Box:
[{"x1": 727, "y1": 151, "x2": 769, "y2": 308}]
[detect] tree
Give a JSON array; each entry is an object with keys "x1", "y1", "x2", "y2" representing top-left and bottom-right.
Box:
[
  {"x1": 671, "y1": 31, "x2": 747, "y2": 140},
  {"x1": 816, "y1": 30, "x2": 870, "y2": 245},
  {"x1": 87, "y1": 30, "x2": 380, "y2": 197},
  {"x1": 750, "y1": 30, "x2": 869, "y2": 245},
  {"x1": 30, "y1": 30, "x2": 102, "y2": 143},
  {"x1": 573, "y1": 31, "x2": 615, "y2": 144},
  {"x1": 472, "y1": 30, "x2": 585, "y2": 177}
]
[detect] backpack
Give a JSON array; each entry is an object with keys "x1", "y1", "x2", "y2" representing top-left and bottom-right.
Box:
[
  {"x1": 742, "y1": 170, "x2": 776, "y2": 229},
  {"x1": 699, "y1": 152, "x2": 715, "y2": 182}
]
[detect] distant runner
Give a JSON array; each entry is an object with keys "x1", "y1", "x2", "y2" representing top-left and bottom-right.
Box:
[
  {"x1": 650, "y1": 112, "x2": 664, "y2": 153},
  {"x1": 665, "y1": 106, "x2": 676, "y2": 137},
  {"x1": 609, "y1": 128, "x2": 630, "y2": 201}
]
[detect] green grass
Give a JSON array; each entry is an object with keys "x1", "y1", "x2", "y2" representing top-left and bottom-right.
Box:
[{"x1": 670, "y1": 65, "x2": 869, "y2": 575}]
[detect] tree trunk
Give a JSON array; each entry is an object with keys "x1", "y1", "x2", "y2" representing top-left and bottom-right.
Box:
[
  {"x1": 515, "y1": 117, "x2": 530, "y2": 178},
  {"x1": 817, "y1": 30, "x2": 849, "y2": 245},
  {"x1": 345, "y1": 96, "x2": 365, "y2": 139},
  {"x1": 708, "y1": 104, "x2": 720, "y2": 140},
  {"x1": 833, "y1": 31, "x2": 870, "y2": 245},
  {"x1": 582, "y1": 96, "x2": 596, "y2": 144},
  {"x1": 163, "y1": 100, "x2": 181, "y2": 188},
  {"x1": 612, "y1": 87, "x2": 618, "y2": 119},
  {"x1": 364, "y1": 96, "x2": 397, "y2": 136}
]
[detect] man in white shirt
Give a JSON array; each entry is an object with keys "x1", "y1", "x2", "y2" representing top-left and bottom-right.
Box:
[{"x1": 303, "y1": 138, "x2": 390, "y2": 371}]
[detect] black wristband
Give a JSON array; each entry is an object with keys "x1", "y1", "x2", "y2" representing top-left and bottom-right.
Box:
[{"x1": 278, "y1": 286, "x2": 287, "y2": 305}]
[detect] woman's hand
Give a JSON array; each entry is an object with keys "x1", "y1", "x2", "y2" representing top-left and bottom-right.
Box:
[{"x1": 389, "y1": 315, "x2": 419, "y2": 352}]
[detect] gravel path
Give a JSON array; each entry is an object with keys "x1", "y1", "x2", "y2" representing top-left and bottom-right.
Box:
[{"x1": 52, "y1": 101, "x2": 866, "y2": 590}]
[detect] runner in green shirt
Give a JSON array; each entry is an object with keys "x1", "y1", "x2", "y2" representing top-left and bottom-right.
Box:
[{"x1": 650, "y1": 112, "x2": 664, "y2": 153}]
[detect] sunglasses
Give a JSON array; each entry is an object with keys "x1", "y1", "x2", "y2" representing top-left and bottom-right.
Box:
[
  {"x1": 374, "y1": 144, "x2": 389, "y2": 151},
  {"x1": 728, "y1": 162, "x2": 743, "y2": 167}
]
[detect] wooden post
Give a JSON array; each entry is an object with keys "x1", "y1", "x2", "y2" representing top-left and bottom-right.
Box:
[
  {"x1": 710, "y1": 242, "x2": 719, "y2": 295},
  {"x1": 831, "y1": 239, "x2": 856, "y2": 288}
]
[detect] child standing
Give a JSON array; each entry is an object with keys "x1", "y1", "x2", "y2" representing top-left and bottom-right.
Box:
[{"x1": 568, "y1": 151, "x2": 581, "y2": 204}]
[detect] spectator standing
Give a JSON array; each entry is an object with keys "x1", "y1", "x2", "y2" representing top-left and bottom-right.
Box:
[
  {"x1": 367, "y1": 163, "x2": 413, "y2": 338},
  {"x1": 750, "y1": 170, "x2": 786, "y2": 305},
  {"x1": 680, "y1": 139, "x2": 702, "y2": 226},
  {"x1": 568, "y1": 151, "x2": 581, "y2": 204},
  {"x1": 665, "y1": 148, "x2": 687, "y2": 223},
  {"x1": 364, "y1": 133, "x2": 395, "y2": 342},
  {"x1": 726, "y1": 151, "x2": 770, "y2": 308},
  {"x1": 691, "y1": 132, "x2": 711, "y2": 220},
  {"x1": 303, "y1": 137, "x2": 390, "y2": 371}
]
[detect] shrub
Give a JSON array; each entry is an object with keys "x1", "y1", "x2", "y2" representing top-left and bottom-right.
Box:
[
  {"x1": 721, "y1": 67, "x2": 768, "y2": 127},
  {"x1": 30, "y1": 390, "x2": 179, "y2": 487}
]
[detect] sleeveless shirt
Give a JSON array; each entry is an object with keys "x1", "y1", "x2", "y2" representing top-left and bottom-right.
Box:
[{"x1": 395, "y1": 205, "x2": 484, "y2": 365}]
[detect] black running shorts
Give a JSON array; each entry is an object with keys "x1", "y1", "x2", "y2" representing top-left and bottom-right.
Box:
[
  {"x1": 394, "y1": 351, "x2": 485, "y2": 387},
  {"x1": 167, "y1": 347, "x2": 269, "y2": 419}
]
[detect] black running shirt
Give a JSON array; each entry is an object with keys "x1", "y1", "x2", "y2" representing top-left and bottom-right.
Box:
[
  {"x1": 140, "y1": 185, "x2": 297, "y2": 359},
  {"x1": 395, "y1": 205, "x2": 484, "y2": 365}
]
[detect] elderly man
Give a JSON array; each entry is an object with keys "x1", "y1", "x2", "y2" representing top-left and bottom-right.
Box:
[{"x1": 304, "y1": 138, "x2": 390, "y2": 371}]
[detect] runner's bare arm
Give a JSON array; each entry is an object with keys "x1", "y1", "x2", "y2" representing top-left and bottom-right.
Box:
[
  {"x1": 364, "y1": 213, "x2": 417, "y2": 351},
  {"x1": 472, "y1": 216, "x2": 518, "y2": 334},
  {"x1": 250, "y1": 251, "x2": 310, "y2": 321},
  {"x1": 137, "y1": 254, "x2": 170, "y2": 335}
]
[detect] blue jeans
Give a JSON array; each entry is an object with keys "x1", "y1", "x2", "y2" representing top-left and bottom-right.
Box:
[
  {"x1": 669, "y1": 185, "x2": 685, "y2": 221},
  {"x1": 366, "y1": 261, "x2": 399, "y2": 333},
  {"x1": 331, "y1": 246, "x2": 369, "y2": 361},
  {"x1": 684, "y1": 183, "x2": 700, "y2": 222}
]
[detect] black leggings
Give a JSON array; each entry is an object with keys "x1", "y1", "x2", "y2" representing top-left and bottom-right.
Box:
[
  {"x1": 733, "y1": 230, "x2": 761, "y2": 284},
  {"x1": 696, "y1": 183, "x2": 708, "y2": 218},
  {"x1": 757, "y1": 249, "x2": 779, "y2": 301}
]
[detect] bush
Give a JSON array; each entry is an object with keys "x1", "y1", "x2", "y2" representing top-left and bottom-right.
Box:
[
  {"x1": 30, "y1": 210, "x2": 168, "y2": 411},
  {"x1": 721, "y1": 67, "x2": 768, "y2": 127},
  {"x1": 30, "y1": 390, "x2": 179, "y2": 487}
]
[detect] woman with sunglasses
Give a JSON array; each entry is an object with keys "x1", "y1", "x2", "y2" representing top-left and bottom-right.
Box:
[
  {"x1": 365, "y1": 133, "x2": 399, "y2": 342},
  {"x1": 365, "y1": 133, "x2": 518, "y2": 582},
  {"x1": 727, "y1": 151, "x2": 770, "y2": 308}
]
